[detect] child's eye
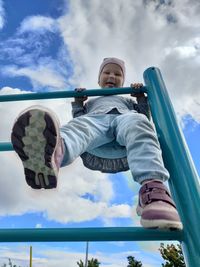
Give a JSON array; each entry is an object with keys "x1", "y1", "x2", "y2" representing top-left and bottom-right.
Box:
[
  {"x1": 103, "y1": 71, "x2": 110, "y2": 75},
  {"x1": 115, "y1": 73, "x2": 121, "y2": 76}
]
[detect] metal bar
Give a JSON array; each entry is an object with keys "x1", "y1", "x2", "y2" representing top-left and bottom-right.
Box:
[
  {"x1": 0, "y1": 227, "x2": 183, "y2": 242},
  {"x1": 143, "y1": 67, "x2": 200, "y2": 267},
  {"x1": 0, "y1": 142, "x2": 13, "y2": 152},
  {"x1": 0, "y1": 87, "x2": 146, "y2": 102},
  {"x1": 29, "y1": 246, "x2": 32, "y2": 267},
  {"x1": 84, "y1": 241, "x2": 89, "y2": 267}
]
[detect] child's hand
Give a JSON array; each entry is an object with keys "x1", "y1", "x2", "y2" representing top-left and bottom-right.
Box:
[
  {"x1": 130, "y1": 83, "x2": 145, "y2": 97},
  {"x1": 74, "y1": 88, "x2": 88, "y2": 102}
]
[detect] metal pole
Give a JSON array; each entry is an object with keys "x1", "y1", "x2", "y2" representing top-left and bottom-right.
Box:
[
  {"x1": 84, "y1": 241, "x2": 89, "y2": 267},
  {"x1": 29, "y1": 246, "x2": 32, "y2": 267},
  {"x1": 0, "y1": 227, "x2": 183, "y2": 242},
  {"x1": 0, "y1": 87, "x2": 145, "y2": 102},
  {"x1": 0, "y1": 142, "x2": 13, "y2": 152},
  {"x1": 143, "y1": 67, "x2": 200, "y2": 267}
]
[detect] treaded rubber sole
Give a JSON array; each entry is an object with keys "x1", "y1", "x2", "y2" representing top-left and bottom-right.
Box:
[
  {"x1": 11, "y1": 107, "x2": 59, "y2": 189},
  {"x1": 140, "y1": 218, "x2": 183, "y2": 230}
]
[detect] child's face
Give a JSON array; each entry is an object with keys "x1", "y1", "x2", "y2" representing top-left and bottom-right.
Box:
[{"x1": 99, "y1": 63, "x2": 124, "y2": 88}]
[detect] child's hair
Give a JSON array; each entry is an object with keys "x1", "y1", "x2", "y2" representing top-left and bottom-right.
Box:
[{"x1": 98, "y1": 57, "x2": 126, "y2": 84}]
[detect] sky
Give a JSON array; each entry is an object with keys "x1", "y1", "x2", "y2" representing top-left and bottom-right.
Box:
[{"x1": 0, "y1": 0, "x2": 200, "y2": 266}]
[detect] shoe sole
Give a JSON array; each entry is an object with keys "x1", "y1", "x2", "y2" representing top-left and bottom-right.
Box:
[
  {"x1": 11, "y1": 107, "x2": 59, "y2": 189},
  {"x1": 141, "y1": 218, "x2": 183, "y2": 230},
  {"x1": 137, "y1": 205, "x2": 183, "y2": 230}
]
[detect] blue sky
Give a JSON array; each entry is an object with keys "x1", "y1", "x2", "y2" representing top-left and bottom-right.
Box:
[{"x1": 0, "y1": 0, "x2": 200, "y2": 266}]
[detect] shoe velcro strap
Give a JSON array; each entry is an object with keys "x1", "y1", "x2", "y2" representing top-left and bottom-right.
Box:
[
  {"x1": 141, "y1": 191, "x2": 176, "y2": 208},
  {"x1": 140, "y1": 181, "x2": 170, "y2": 196}
]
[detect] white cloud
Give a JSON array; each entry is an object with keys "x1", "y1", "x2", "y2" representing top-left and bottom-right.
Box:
[
  {"x1": 1, "y1": 0, "x2": 200, "y2": 119},
  {"x1": 0, "y1": 86, "x2": 29, "y2": 95},
  {"x1": 35, "y1": 223, "x2": 42, "y2": 228},
  {"x1": 165, "y1": 46, "x2": 197, "y2": 59},
  {"x1": 0, "y1": 0, "x2": 5, "y2": 30},
  {"x1": 0, "y1": 244, "x2": 162, "y2": 267},
  {"x1": 171, "y1": 0, "x2": 200, "y2": 28},
  {"x1": 3, "y1": 65, "x2": 67, "y2": 89},
  {"x1": 58, "y1": 0, "x2": 200, "y2": 122},
  {"x1": 0, "y1": 13, "x2": 69, "y2": 91},
  {"x1": 0, "y1": 245, "x2": 30, "y2": 267},
  {"x1": 0, "y1": 152, "x2": 131, "y2": 222},
  {"x1": 18, "y1": 15, "x2": 58, "y2": 34}
]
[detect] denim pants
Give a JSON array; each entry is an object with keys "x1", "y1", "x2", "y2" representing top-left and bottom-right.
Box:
[{"x1": 60, "y1": 112, "x2": 169, "y2": 184}]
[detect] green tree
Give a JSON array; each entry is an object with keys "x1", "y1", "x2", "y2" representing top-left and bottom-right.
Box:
[
  {"x1": 77, "y1": 259, "x2": 84, "y2": 267},
  {"x1": 1, "y1": 259, "x2": 21, "y2": 267},
  {"x1": 159, "y1": 243, "x2": 186, "y2": 267},
  {"x1": 88, "y1": 258, "x2": 100, "y2": 266},
  {"x1": 127, "y1": 256, "x2": 143, "y2": 267},
  {"x1": 77, "y1": 258, "x2": 100, "y2": 267}
]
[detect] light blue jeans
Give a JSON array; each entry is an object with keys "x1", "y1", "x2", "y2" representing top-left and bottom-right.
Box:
[{"x1": 60, "y1": 112, "x2": 169, "y2": 184}]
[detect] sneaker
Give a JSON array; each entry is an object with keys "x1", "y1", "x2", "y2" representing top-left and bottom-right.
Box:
[
  {"x1": 136, "y1": 180, "x2": 183, "y2": 230},
  {"x1": 11, "y1": 106, "x2": 63, "y2": 189}
]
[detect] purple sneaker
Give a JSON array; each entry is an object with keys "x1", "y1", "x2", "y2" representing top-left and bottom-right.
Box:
[
  {"x1": 136, "y1": 180, "x2": 183, "y2": 230},
  {"x1": 11, "y1": 106, "x2": 64, "y2": 189}
]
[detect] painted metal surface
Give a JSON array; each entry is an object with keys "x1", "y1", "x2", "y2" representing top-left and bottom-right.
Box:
[
  {"x1": 143, "y1": 67, "x2": 200, "y2": 267},
  {"x1": 0, "y1": 87, "x2": 145, "y2": 102},
  {"x1": 0, "y1": 227, "x2": 182, "y2": 242}
]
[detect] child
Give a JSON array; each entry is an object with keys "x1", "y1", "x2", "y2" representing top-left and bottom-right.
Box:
[{"x1": 11, "y1": 57, "x2": 182, "y2": 230}]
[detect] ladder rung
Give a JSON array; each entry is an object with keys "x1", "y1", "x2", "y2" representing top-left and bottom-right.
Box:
[
  {"x1": 0, "y1": 227, "x2": 183, "y2": 242},
  {"x1": 0, "y1": 87, "x2": 146, "y2": 102},
  {"x1": 0, "y1": 142, "x2": 13, "y2": 152}
]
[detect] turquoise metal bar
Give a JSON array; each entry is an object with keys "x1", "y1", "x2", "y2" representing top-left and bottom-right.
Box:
[
  {"x1": 0, "y1": 87, "x2": 146, "y2": 102},
  {"x1": 143, "y1": 67, "x2": 200, "y2": 267},
  {"x1": 0, "y1": 142, "x2": 13, "y2": 151},
  {"x1": 0, "y1": 227, "x2": 183, "y2": 242}
]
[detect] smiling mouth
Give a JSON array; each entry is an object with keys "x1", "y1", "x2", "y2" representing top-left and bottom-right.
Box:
[{"x1": 105, "y1": 82, "x2": 116, "y2": 87}]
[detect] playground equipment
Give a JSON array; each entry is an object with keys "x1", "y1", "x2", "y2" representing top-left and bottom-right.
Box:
[
  {"x1": 29, "y1": 246, "x2": 32, "y2": 267},
  {"x1": 0, "y1": 67, "x2": 199, "y2": 266}
]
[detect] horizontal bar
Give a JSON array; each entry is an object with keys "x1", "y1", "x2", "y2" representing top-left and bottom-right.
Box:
[
  {"x1": 0, "y1": 227, "x2": 183, "y2": 242},
  {"x1": 0, "y1": 87, "x2": 146, "y2": 102},
  {"x1": 0, "y1": 142, "x2": 13, "y2": 152}
]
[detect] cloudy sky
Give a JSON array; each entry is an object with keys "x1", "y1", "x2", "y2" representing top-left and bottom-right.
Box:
[{"x1": 0, "y1": 0, "x2": 200, "y2": 266}]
